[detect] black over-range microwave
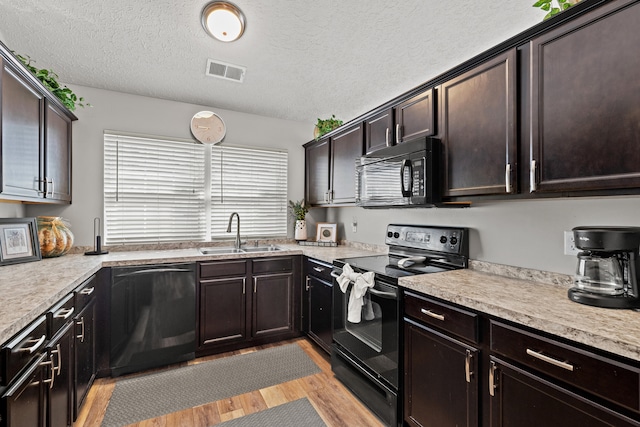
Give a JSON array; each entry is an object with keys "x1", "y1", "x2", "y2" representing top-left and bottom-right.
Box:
[{"x1": 355, "y1": 137, "x2": 441, "y2": 207}]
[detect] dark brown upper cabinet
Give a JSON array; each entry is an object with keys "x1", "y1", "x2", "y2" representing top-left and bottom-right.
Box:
[
  {"x1": 440, "y1": 49, "x2": 517, "y2": 197},
  {"x1": 364, "y1": 108, "x2": 394, "y2": 154},
  {"x1": 394, "y1": 88, "x2": 435, "y2": 144},
  {"x1": 0, "y1": 46, "x2": 76, "y2": 204},
  {"x1": 530, "y1": 0, "x2": 640, "y2": 193},
  {"x1": 305, "y1": 122, "x2": 363, "y2": 206},
  {"x1": 305, "y1": 137, "x2": 330, "y2": 206}
]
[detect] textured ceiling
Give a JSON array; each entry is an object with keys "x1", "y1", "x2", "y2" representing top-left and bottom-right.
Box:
[{"x1": 0, "y1": 1, "x2": 544, "y2": 124}]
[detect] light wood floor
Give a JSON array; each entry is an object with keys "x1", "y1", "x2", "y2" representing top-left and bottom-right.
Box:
[{"x1": 74, "y1": 338, "x2": 385, "y2": 427}]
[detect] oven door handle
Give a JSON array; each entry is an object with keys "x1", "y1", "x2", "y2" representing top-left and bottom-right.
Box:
[
  {"x1": 368, "y1": 288, "x2": 397, "y2": 299},
  {"x1": 330, "y1": 270, "x2": 342, "y2": 279}
]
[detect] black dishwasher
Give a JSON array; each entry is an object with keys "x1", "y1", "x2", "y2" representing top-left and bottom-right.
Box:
[{"x1": 110, "y1": 263, "x2": 196, "y2": 376}]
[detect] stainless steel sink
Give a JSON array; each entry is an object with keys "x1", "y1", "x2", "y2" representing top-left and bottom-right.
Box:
[
  {"x1": 242, "y1": 246, "x2": 281, "y2": 253},
  {"x1": 199, "y1": 245, "x2": 281, "y2": 255},
  {"x1": 199, "y1": 247, "x2": 244, "y2": 255}
]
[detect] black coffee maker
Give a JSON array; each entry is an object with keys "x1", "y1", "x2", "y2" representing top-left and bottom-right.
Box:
[{"x1": 568, "y1": 226, "x2": 640, "y2": 309}]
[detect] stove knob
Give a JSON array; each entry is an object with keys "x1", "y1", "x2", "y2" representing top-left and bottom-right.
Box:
[
  {"x1": 450, "y1": 236, "x2": 458, "y2": 245},
  {"x1": 387, "y1": 231, "x2": 393, "y2": 238},
  {"x1": 393, "y1": 232, "x2": 400, "y2": 238},
  {"x1": 440, "y1": 235, "x2": 448, "y2": 244}
]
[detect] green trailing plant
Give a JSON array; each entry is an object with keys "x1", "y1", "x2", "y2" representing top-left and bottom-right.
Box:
[
  {"x1": 315, "y1": 115, "x2": 343, "y2": 139},
  {"x1": 14, "y1": 53, "x2": 89, "y2": 111},
  {"x1": 533, "y1": 0, "x2": 578, "y2": 20},
  {"x1": 288, "y1": 199, "x2": 309, "y2": 221}
]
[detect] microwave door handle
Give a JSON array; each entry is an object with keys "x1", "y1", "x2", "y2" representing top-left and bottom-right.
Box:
[{"x1": 401, "y1": 159, "x2": 413, "y2": 197}]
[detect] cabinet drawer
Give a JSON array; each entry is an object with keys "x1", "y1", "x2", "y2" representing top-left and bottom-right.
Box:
[
  {"x1": 0, "y1": 315, "x2": 47, "y2": 386},
  {"x1": 252, "y1": 257, "x2": 293, "y2": 274},
  {"x1": 200, "y1": 260, "x2": 247, "y2": 278},
  {"x1": 490, "y1": 320, "x2": 640, "y2": 413},
  {"x1": 306, "y1": 258, "x2": 332, "y2": 282},
  {"x1": 47, "y1": 293, "x2": 75, "y2": 337},
  {"x1": 74, "y1": 275, "x2": 97, "y2": 311},
  {"x1": 404, "y1": 291, "x2": 478, "y2": 344}
]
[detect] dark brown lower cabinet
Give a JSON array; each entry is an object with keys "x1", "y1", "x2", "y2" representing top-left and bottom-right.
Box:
[
  {"x1": 489, "y1": 357, "x2": 640, "y2": 427},
  {"x1": 197, "y1": 256, "x2": 300, "y2": 356},
  {"x1": 47, "y1": 322, "x2": 74, "y2": 427},
  {"x1": 253, "y1": 272, "x2": 293, "y2": 337},
  {"x1": 404, "y1": 318, "x2": 479, "y2": 427},
  {"x1": 74, "y1": 298, "x2": 96, "y2": 418}
]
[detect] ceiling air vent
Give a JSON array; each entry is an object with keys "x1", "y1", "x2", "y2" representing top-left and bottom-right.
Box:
[{"x1": 205, "y1": 59, "x2": 246, "y2": 83}]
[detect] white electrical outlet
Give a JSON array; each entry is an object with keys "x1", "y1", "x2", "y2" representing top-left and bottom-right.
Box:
[
  {"x1": 564, "y1": 231, "x2": 579, "y2": 256},
  {"x1": 352, "y1": 216, "x2": 358, "y2": 233}
]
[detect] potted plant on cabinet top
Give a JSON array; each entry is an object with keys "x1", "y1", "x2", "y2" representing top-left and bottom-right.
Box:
[
  {"x1": 289, "y1": 199, "x2": 309, "y2": 240},
  {"x1": 533, "y1": 0, "x2": 581, "y2": 20},
  {"x1": 314, "y1": 115, "x2": 343, "y2": 140}
]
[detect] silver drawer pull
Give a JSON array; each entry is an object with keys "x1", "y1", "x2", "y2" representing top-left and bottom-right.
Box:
[
  {"x1": 17, "y1": 335, "x2": 46, "y2": 354},
  {"x1": 313, "y1": 266, "x2": 325, "y2": 273},
  {"x1": 420, "y1": 308, "x2": 445, "y2": 321},
  {"x1": 526, "y1": 348, "x2": 574, "y2": 372},
  {"x1": 80, "y1": 287, "x2": 95, "y2": 295},
  {"x1": 54, "y1": 307, "x2": 75, "y2": 320}
]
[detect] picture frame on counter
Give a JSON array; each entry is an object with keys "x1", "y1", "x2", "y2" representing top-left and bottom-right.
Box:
[
  {"x1": 0, "y1": 218, "x2": 42, "y2": 266},
  {"x1": 316, "y1": 222, "x2": 337, "y2": 242}
]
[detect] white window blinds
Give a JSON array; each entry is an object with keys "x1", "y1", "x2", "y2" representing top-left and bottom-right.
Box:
[
  {"x1": 104, "y1": 133, "x2": 206, "y2": 245},
  {"x1": 210, "y1": 145, "x2": 288, "y2": 238},
  {"x1": 104, "y1": 133, "x2": 288, "y2": 245}
]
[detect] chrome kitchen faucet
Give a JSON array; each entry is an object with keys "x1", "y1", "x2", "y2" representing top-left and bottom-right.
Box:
[{"x1": 227, "y1": 212, "x2": 241, "y2": 249}]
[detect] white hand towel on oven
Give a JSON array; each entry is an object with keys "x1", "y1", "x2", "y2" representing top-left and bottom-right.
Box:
[{"x1": 337, "y1": 263, "x2": 375, "y2": 323}]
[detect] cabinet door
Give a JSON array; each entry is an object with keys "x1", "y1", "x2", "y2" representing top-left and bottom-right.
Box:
[
  {"x1": 404, "y1": 319, "x2": 479, "y2": 427},
  {"x1": 440, "y1": 50, "x2": 517, "y2": 197},
  {"x1": 252, "y1": 272, "x2": 293, "y2": 337},
  {"x1": 74, "y1": 299, "x2": 96, "y2": 418},
  {"x1": 530, "y1": 0, "x2": 640, "y2": 193},
  {"x1": 489, "y1": 357, "x2": 640, "y2": 427},
  {"x1": 199, "y1": 277, "x2": 247, "y2": 347},
  {"x1": 305, "y1": 137, "x2": 330, "y2": 205},
  {"x1": 307, "y1": 275, "x2": 332, "y2": 354},
  {"x1": 44, "y1": 101, "x2": 72, "y2": 202},
  {"x1": 48, "y1": 322, "x2": 73, "y2": 427},
  {"x1": 365, "y1": 108, "x2": 394, "y2": 154},
  {"x1": 330, "y1": 123, "x2": 363, "y2": 204},
  {"x1": 1, "y1": 60, "x2": 44, "y2": 199},
  {"x1": 394, "y1": 88, "x2": 435, "y2": 144}
]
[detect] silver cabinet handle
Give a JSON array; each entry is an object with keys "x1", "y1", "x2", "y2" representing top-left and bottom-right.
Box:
[
  {"x1": 242, "y1": 277, "x2": 246, "y2": 295},
  {"x1": 530, "y1": 160, "x2": 537, "y2": 192},
  {"x1": 526, "y1": 348, "x2": 574, "y2": 372},
  {"x1": 80, "y1": 287, "x2": 95, "y2": 295},
  {"x1": 77, "y1": 317, "x2": 85, "y2": 343},
  {"x1": 51, "y1": 343, "x2": 62, "y2": 375},
  {"x1": 313, "y1": 266, "x2": 325, "y2": 273},
  {"x1": 385, "y1": 128, "x2": 390, "y2": 147},
  {"x1": 50, "y1": 178, "x2": 55, "y2": 197},
  {"x1": 253, "y1": 277, "x2": 257, "y2": 293},
  {"x1": 395, "y1": 123, "x2": 401, "y2": 143},
  {"x1": 489, "y1": 361, "x2": 497, "y2": 397},
  {"x1": 40, "y1": 358, "x2": 56, "y2": 389},
  {"x1": 305, "y1": 276, "x2": 311, "y2": 291},
  {"x1": 465, "y1": 349, "x2": 473, "y2": 383},
  {"x1": 505, "y1": 163, "x2": 512, "y2": 193},
  {"x1": 17, "y1": 335, "x2": 46, "y2": 354},
  {"x1": 54, "y1": 307, "x2": 75, "y2": 320},
  {"x1": 420, "y1": 308, "x2": 444, "y2": 321}
]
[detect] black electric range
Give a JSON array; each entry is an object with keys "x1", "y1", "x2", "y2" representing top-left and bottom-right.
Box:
[{"x1": 331, "y1": 224, "x2": 469, "y2": 427}]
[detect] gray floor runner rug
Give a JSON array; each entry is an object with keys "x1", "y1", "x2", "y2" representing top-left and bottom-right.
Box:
[
  {"x1": 215, "y1": 398, "x2": 326, "y2": 427},
  {"x1": 102, "y1": 343, "x2": 321, "y2": 427}
]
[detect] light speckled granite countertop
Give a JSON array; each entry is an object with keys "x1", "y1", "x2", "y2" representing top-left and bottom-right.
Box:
[
  {"x1": 400, "y1": 267, "x2": 640, "y2": 362},
  {"x1": 0, "y1": 243, "x2": 380, "y2": 345}
]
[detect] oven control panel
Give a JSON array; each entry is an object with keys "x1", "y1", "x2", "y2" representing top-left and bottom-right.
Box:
[{"x1": 385, "y1": 224, "x2": 468, "y2": 255}]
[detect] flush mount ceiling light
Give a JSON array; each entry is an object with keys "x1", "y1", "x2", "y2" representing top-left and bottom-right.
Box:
[{"x1": 201, "y1": 1, "x2": 246, "y2": 42}]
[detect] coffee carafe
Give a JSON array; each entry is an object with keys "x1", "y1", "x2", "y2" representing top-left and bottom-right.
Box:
[{"x1": 568, "y1": 226, "x2": 640, "y2": 309}]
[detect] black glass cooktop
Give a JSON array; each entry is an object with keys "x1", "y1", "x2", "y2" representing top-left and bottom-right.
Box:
[{"x1": 335, "y1": 255, "x2": 449, "y2": 279}]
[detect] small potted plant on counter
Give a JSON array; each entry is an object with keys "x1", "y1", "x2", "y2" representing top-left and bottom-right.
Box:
[{"x1": 289, "y1": 199, "x2": 309, "y2": 240}]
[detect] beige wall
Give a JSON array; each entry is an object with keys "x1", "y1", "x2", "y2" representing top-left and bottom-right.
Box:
[{"x1": 24, "y1": 84, "x2": 311, "y2": 246}]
